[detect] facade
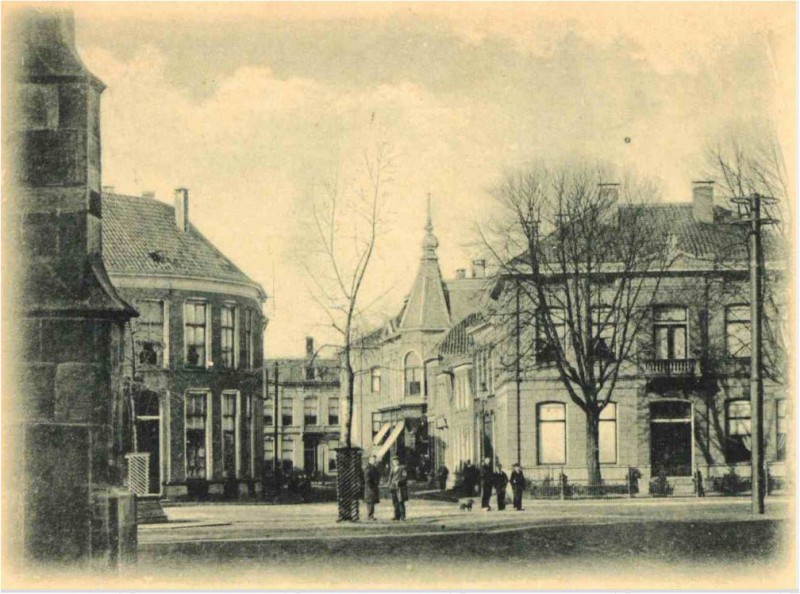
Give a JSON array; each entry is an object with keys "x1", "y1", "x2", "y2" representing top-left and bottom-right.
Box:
[
  {"x1": 353, "y1": 184, "x2": 787, "y2": 493},
  {"x1": 102, "y1": 189, "x2": 267, "y2": 499},
  {"x1": 8, "y1": 9, "x2": 138, "y2": 562},
  {"x1": 350, "y1": 205, "x2": 488, "y2": 478},
  {"x1": 264, "y1": 338, "x2": 342, "y2": 478}
]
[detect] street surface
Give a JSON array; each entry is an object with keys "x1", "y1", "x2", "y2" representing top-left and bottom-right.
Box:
[{"x1": 132, "y1": 497, "x2": 794, "y2": 589}]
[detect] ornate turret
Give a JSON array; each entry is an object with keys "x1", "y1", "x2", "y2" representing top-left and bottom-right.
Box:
[{"x1": 399, "y1": 196, "x2": 451, "y2": 330}]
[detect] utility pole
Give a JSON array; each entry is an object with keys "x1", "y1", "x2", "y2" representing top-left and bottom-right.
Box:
[
  {"x1": 732, "y1": 192, "x2": 777, "y2": 515},
  {"x1": 273, "y1": 361, "x2": 280, "y2": 476}
]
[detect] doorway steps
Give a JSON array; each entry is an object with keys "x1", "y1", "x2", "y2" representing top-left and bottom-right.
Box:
[{"x1": 136, "y1": 496, "x2": 169, "y2": 524}]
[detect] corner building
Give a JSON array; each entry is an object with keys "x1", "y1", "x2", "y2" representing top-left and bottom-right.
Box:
[{"x1": 102, "y1": 189, "x2": 266, "y2": 499}]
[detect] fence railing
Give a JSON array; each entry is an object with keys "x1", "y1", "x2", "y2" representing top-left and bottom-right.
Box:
[{"x1": 524, "y1": 463, "x2": 788, "y2": 500}]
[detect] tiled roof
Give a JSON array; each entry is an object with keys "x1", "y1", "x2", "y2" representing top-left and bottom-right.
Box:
[
  {"x1": 102, "y1": 193, "x2": 264, "y2": 294},
  {"x1": 438, "y1": 312, "x2": 484, "y2": 357},
  {"x1": 444, "y1": 277, "x2": 491, "y2": 323}
]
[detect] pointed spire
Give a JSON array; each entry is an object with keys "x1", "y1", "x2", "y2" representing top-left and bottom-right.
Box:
[{"x1": 422, "y1": 193, "x2": 439, "y2": 259}]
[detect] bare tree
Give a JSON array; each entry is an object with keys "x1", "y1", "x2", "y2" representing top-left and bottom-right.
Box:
[
  {"x1": 302, "y1": 140, "x2": 393, "y2": 449},
  {"x1": 704, "y1": 125, "x2": 789, "y2": 384},
  {"x1": 484, "y1": 161, "x2": 672, "y2": 485}
]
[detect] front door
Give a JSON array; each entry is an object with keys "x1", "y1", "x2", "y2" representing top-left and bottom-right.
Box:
[
  {"x1": 650, "y1": 401, "x2": 692, "y2": 476},
  {"x1": 303, "y1": 436, "x2": 318, "y2": 474},
  {"x1": 135, "y1": 390, "x2": 161, "y2": 495}
]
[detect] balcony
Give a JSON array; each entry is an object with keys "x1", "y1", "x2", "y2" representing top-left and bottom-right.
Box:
[{"x1": 643, "y1": 359, "x2": 696, "y2": 378}]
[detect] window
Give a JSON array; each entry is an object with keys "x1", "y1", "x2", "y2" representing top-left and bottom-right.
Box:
[
  {"x1": 263, "y1": 397, "x2": 274, "y2": 426},
  {"x1": 304, "y1": 396, "x2": 318, "y2": 426},
  {"x1": 371, "y1": 367, "x2": 382, "y2": 393},
  {"x1": 536, "y1": 307, "x2": 567, "y2": 363},
  {"x1": 537, "y1": 402, "x2": 566, "y2": 465},
  {"x1": 328, "y1": 397, "x2": 340, "y2": 425},
  {"x1": 328, "y1": 444, "x2": 338, "y2": 472},
  {"x1": 599, "y1": 403, "x2": 617, "y2": 464},
  {"x1": 184, "y1": 302, "x2": 208, "y2": 368},
  {"x1": 654, "y1": 306, "x2": 688, "y2": 360},
  {"x1": 185, "y1": 392, "x2": 208, "y2": 479},
  {"x1": 242, "y1": 394, "x2": 253, "y2": 477},
  {"x1": 134, "y1": 300, "x2": 166, "y2": 367},
  {"x1": 476, "y1": 350, "x2": 488, "y2": 393},
  {"x1": 592, "y1": 306, "x2": 615, "y2": 360},
  {"x1": 725, "y1": 399, "x2": 751, "y2": 463},
  {"x1": 281, "y1": 396, "x2": 293, "y2": 426},
  {"x1": 404, "y1": 352, "x2": 422, "y2": 396},
  {"x1": 242, "y1": 309, "x2": 254, "y2": 369},
  {"x1": 776, "y1": 399, "x2": 787, "y2": 462},
  {"x1": 220, "y1": 305, "x2": 236, "y2": 369},
  {"x1": 281, "y1": 437, "x2": 295, "y2": 473},
  {"x1": 726, "y1": 305, "x2": 751, "y2": 358},
  {"x1": 221, "y1": 392, "x2": 237, "y2": 478},
  {"x1": 264, "y1": 437, "x2": 275, "y2": 464}
]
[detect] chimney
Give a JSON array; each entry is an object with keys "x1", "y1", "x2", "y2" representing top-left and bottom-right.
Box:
[
  {"x1": 174, "y1": 187, "x2": 189, "y2": 232},
  {"x1": 472, "y1": 259, "x2": 486, "y2": 279},
  {"x1": 142, "y1": 190, "x2": 155, "y2": 200},
  {"x1": 692, "y1": 181, "x2": 714, "y2": 223},
  {"x1": 456, "y1": 269, "x2": 466, "y2": 279},
  {"x1": 102, "y1": 185, "x2": 115, "y2": 194},
  {"x1": 598, "y1": 182, "x2": 620, "y2": 203},
  {"x1": 306, "y1": 336, "x2": 314, "y2": 357}
]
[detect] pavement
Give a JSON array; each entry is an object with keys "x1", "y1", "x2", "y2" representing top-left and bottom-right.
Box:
[{"x1": 139, "y1": 496, "x2": 790, "y2": 545}]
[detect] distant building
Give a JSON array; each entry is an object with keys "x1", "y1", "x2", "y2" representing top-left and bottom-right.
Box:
[
  {"x1": 102, "y1": 189, "x2": 267, "y2": 499},
  {"x1": 264, "y1": 337, "x2": 341, "y2": 478}
]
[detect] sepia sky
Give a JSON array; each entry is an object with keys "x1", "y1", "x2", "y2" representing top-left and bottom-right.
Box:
[{"x1": 72, "y1": 3, "x2": 794, "y2": 357}]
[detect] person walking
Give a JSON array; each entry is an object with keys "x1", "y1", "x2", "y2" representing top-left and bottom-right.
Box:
[
  {"x1": 510, "y1": 463, "x2": 525, "y2": 511},
  {"x1": 364, "y1": 455, "x2": 382, "y2": 520},
  {"x1": 480, "y1": 457, "x2": 493, "y2": 510},
  {"x1": 387, "y1": 455, "x2": 408, "y2": 521},
  {"x1": 437, "y1": 464, "x2": 449, "y2": 492},
  {"x1": 494, "y1": 463, "x2": 509, "y2": 511},
  {"x1": 462, "y1": 460, "x2": 475, "y2": 496}
]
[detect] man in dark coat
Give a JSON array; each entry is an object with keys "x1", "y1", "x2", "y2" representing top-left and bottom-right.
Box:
[
  {"x1": 510, "y1": 463, "x2": 525, "y2": 511},
  {"x1": 437, "y1": 464, "x2": 449, "y2": 492},
  {"x1": 480, "y1": 457, "x2": 493, "y2": 510},
  {"x1": 494, "y1": 463, "x2": 509, "y2": 511},
  {"x1": 364, "y1": 455, "x2": 382, "y2": 520},
  {"x1": 462, "y1": 460, "x2": 475, "y2": 496},
  {"x1": 387, "y1": 455, "x2": 408, "y2": 520}
]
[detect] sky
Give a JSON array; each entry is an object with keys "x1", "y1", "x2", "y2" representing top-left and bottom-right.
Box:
[{"x1": 70, "y1": 2, "x2": 794, "y2": 357}]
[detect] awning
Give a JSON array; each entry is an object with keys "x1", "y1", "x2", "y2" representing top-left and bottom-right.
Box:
[
  {"x1": 371, "y1": 422, "x2": 392, "y2": 447},
  {"x1": 374, "y1": 421, "x2": 405, "y2": 461}
]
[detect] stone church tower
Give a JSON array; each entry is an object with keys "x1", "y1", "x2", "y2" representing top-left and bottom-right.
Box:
[{"x1": 5, "y1": 8, "x2": 138, "y2": 566}]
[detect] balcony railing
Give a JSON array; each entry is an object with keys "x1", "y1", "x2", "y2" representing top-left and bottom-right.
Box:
[{"x1": 643, "y1": 358, "x2": 696, "y2": 377}]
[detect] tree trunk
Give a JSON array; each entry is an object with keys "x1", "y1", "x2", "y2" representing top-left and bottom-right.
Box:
[
  {"x1": 585, "y1": 410, "x2": 601, "y2": 486},
  {"x1": 341, "y1": 361, "x2": 355, "y2": 449}
]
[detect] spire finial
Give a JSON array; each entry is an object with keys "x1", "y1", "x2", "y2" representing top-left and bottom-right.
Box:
[{"x1": 423, "y1": 193, "x2": 439, "y2": 259}]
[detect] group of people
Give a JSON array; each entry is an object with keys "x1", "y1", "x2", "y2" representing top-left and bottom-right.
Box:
[
  {"x1": 363, "y1": 455, "x2": 409, "y2": 521},
  {"x1": 478, "y1": 458, "x2": 526, "y2": 511}
]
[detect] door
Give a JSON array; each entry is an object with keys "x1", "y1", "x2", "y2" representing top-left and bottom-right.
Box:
[
  {"x1": 135, "y1": 390, "x2": 162, "y2": 495},
  {"x1": 303, "y1": 436, "x2": 318, "y2": 474},
  {"x1": 650, "y1": 401, "x2": 692, "y2": 477}
]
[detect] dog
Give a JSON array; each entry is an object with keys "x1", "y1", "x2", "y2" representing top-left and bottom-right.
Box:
[{"x1": 459, "y1": 499, "x2": 474, "y2": 512}]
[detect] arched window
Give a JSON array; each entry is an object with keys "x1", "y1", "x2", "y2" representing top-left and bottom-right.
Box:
[
  {"x1": 537, "y1": 402, "x2": 566, "y2": 465},
  {"x1": 404, "y1": 352, "x2": 422, "y2": 397}
]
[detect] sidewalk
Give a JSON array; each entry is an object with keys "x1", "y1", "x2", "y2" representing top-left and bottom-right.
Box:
[{"x1": 139, "y1": 495, "x2": 789, "y2": 545}]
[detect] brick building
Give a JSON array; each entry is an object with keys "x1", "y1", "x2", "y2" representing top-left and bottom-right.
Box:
[
  {"x1": 264, "y1": 337, "x2": 342, "y2": 478},
  {"x1": 7, "y1": 9, "x2": 138, "y2": 563},
  {"x1": 101, "y1": 189, "x2": 267, "y2": 499}
]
